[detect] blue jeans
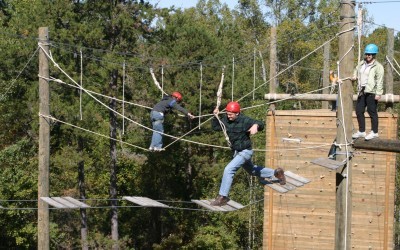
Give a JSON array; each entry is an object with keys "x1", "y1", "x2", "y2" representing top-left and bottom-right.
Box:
[
  {"x1": 150, "y1": 111, "x2": 164, "y2": 148},
  {"x1": 218, "y1": 149, "x2": 275, "y2": 197}
]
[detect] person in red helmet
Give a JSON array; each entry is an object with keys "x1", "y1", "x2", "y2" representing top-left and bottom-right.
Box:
[
  {"x1": 210, "y1": 101, "x2": 286, "y2": 206},
  {"x1": 149, "y1": 91, "x2": 194, "y2": 151}
]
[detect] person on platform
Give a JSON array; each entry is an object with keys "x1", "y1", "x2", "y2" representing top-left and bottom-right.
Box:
[
  {"x1": 351, "y1": 44, "x2": 384, "y2": 141},
  {"x1": 210, "y1": 101, "x2": 286, "y2": 206}
]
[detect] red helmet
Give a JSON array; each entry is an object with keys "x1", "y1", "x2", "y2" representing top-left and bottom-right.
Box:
[
  {"x1": 171, "y1": 91, "x2": 182, "y2": 102},
  {"x1": 226, "y1": 101, "x2": 240, "y2": 113}
]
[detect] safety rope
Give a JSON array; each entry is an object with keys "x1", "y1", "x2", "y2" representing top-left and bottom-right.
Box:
[
  {"x1": 149, "y1": 67, "x2": 168, "y2": 96},
  {"x1": 386, "y1": 55, "x2": 400, "y2": 77},
  {"x1": 214, "y1": 66, "x2": 231, "y2": 146}
]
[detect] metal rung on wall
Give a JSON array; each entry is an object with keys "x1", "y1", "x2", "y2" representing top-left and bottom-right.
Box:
[
  {"x1": 123, "y1": 196, "x2": 169, "y2": 208},
  {"x1": 40, "y1": 196, "x2": 90, "y2": 209},
  {"x1": 191, "y1": 199, "x2": 245, "y2": 212}
]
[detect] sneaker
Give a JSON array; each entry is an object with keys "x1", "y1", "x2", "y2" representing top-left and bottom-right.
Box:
[
  {"x1": 352, "y1": 131, "x2": 366, "y2": 139},
  {"x1": 274, "y1": 168, "x2": 286, "y2": 185},
  {"x1": 365, "y1": 131, "x2": 379, "y2": 141},
  {"x1": 149, "y1": 147, "x2": 154, "y2": 151},
  {"x1": 210, "y1": 195, "x2": 230, "y2": 206}
]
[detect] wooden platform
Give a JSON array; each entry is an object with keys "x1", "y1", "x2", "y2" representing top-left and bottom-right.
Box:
[
  {"x1": 262, "y1": 170, "x2": 311, "y2": 193},
  {"x1": 191, "y1": 199, "x2": 245, "y2": 212},
  {"x1": 123, "y1": 196, "x2": 169, "y2": 208},
  {"x1": 40, "y1": 196, "x2": 90, "y2": 209},
  {"x1": 264, "y1": 109, "x2": 397, "y2": 249},
  {"x1": 311, "y1": 157, "x2": 346, "y2": 170}
]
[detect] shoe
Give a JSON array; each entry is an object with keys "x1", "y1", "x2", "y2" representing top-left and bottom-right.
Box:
[
  {"x1": 352, "y1": 131, "x2": 366, "y2": 139},
  {"x1": 153, "y1": 147, "x2": 164, "y2": 152},
  {"x1": 210, "y1": 195, "x2": 230, "y2": 206},
  {"x1": 274, "y1": 168, "x2": 286, "y2": 185},
  {"x1": 149, "y1": 147, "x2": 154, "y2": 151},
  {"x1": 365, "y1": 131, "x2": 379, "y2": 141}
]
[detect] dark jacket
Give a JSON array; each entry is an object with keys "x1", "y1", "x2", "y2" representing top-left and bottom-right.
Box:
[
  {"x1": 212, "y1": 113, "x2": 264, "y2": 151},
  {"x1": 152, "y1": 95, "x2": 190, "y2": 116}
]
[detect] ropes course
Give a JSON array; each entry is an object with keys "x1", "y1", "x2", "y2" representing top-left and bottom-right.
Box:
[{"x1": 1, "y1": 3, "x2": 399, "y2": 215}]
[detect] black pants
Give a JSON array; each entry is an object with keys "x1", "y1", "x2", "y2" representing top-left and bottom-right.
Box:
[{"x1": 355, "y1": 93, "x2": 378, "y2": 133}]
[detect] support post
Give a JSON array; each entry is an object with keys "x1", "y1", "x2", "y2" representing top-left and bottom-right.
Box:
[
  {"x1": 109, "y1": 70, "x2": 119, "y2": 250},
  {"x1": 38, "y1": 27, "x2": 50, "y2": 250},
  {"x1": 322, "y1": 42, "x2": 330, "y2": 109},
  {"x1": 335, "y1": 2, "x2": 355, "y2": 249},
  {"x1": 269, "y1": 26, "x2": 277, "y2": 94},
  {"x1": 385, "y1": 28, "x2": 394, "y2": 111}
]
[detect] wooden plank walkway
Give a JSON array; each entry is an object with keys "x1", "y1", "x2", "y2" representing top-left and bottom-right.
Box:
[
  {"x1": 40, "y1": 196, "x2": 90, "y2": 209},
  {"x1": 123, "y1": 196, "x2": 169, "y2": 208},
  {"x1": 191, "y1": 199, "x2": 245, "y2": 212},
  {"x1": 311, "y1": 157, "x2": 346, "y2": 170},
  {"x1": 262, "y1": 170, "x2": 311, "y2": 193}
]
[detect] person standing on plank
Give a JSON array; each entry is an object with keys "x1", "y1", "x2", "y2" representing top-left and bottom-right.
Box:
[{"x1": 210, "y1": 101, "x2": 286, "y2": 206}]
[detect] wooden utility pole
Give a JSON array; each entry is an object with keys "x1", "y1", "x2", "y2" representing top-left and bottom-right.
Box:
[
  {"x1": 335, "y1": 2, "x2": 355, "y2": 249},
  {"x1": 353, "y1": 138, "x2": 400, "y2": 153},
  {"x1": 269, "y1": 27, "x2": 277, "y2": 94},
  {"x1": 322, "y1": 42, "x2": 330, "y2": 109},
  {"x1": 385, "y1": 28, "x2": 394, "y2": 111},
  {"x1": 78, "y1": 137, "x2": 88, "y2": 250},
  {"x1": 109, "y1": 70, "x2": 119, "y2": 250},
  {"x1": 38, "y1": 27, "x2": 50, "y2": 250}
]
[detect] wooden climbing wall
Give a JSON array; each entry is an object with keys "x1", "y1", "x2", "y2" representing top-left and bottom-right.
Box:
[{"x1": 263, "y1": 109, "x2": 397, "y2": 250}]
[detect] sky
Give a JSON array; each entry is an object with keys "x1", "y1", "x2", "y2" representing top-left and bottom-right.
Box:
[{"x1": 149, "y1": 0, "x2": 400, "y2": 34}]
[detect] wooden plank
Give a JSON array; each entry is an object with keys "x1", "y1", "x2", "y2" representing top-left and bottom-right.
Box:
[
  {"x1": 284, "y1": 171, "x2": 311, "y2": 184},
  {"x1": 227, "y1": 200, "x2": 245, "y2": 209},
  {"x1": 62, "y1": 196, "x2": 90, "y2": 208},
  {"x1": 285, "y1": 176, "x2": 305, "y2": 187},
  {"x1": 40, "y1": 197, "x2": 68, "y2": 209},
  {"x1": 122, "y1": 196, "x2": 169, "y2": 208},
  {"x1": 264, "y1": 183, "x2": 289, "y2": 193},
  {"x1": 191, "y1": 200, "x2": 226, "y2": 211},
  {"x1": 52, "y1": 197, "x2": 80, "y2": 209},
  {"x1": 191, "y1": 199, "x2": 245, "y2": 212},
  {"x1": 311, "y1": 157, "x2": 345, "y2": 170}
]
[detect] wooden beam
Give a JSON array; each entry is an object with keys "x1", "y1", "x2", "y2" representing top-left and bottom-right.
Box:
[
  {"x1": 264, "y1": 93, "x2": 400, "y2": 103},
  {"x1": 353, "y1": 138, "x2": 400, "y2": 153}
]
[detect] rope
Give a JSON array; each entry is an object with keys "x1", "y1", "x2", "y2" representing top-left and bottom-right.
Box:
[
  {"x1": 198, "y1": 62, "x2": 203, "y2": 129},
  {"x1": 79, "y1": 49, "x2": 83, "y2": 120},
  {"x1": 214, "y1": 66, "x2": 231, "y2": 146},
  {"x1": 40, "y1": 75, "x2": 153, "y2": 110},
  {"x1": 232, "y1": 57, "x2": 235, "y2": 101},
  {"x1": 149, "y1": 67, "x2": 168, "y2": 96},
  {"x1": 0, "y1": 47, "x2": 39, "y2": 102},
  {"x1": 39, "y1": 113, "x2": 148, "y2": 151},
  {"x1": 163, "y1": 67, "x2": 231, "y2": 150},
  {"x1": 357, "y1": 4, "x2": 363, "y2": 63},
  {"x1": 122, "y1": 61, "x2": 126, "y2": 134},
  {"x1": 386, "y1": 55, "x2": 400, "y2": 77},
  {"x1": 235, "y1": 27, "x2": 355, "y2": 104}
]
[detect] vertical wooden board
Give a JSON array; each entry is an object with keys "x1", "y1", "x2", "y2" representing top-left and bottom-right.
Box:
[{"x1": 263, "y1": 110, "x2": 397, "y2": 250}]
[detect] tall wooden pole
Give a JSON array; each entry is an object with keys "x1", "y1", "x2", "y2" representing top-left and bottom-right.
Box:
[
  {"x1": 269, "y1": 27, "x2": 277, "y2": 94},
  {"x1": 385, "y1": 28, "x2": 394, "y2": 111},
  {"x1": 335, "y1": 2, "x2": 355, "y2": 249},
  {"x1": 38, "y1": 27, "x2": 50, "y2": 250},
  {"x1": 322, "y1": 42, "x2": 330, "y2": 109},
  {"x1": 109, "y1": 70, "x2": 119, "y2": 250}
]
